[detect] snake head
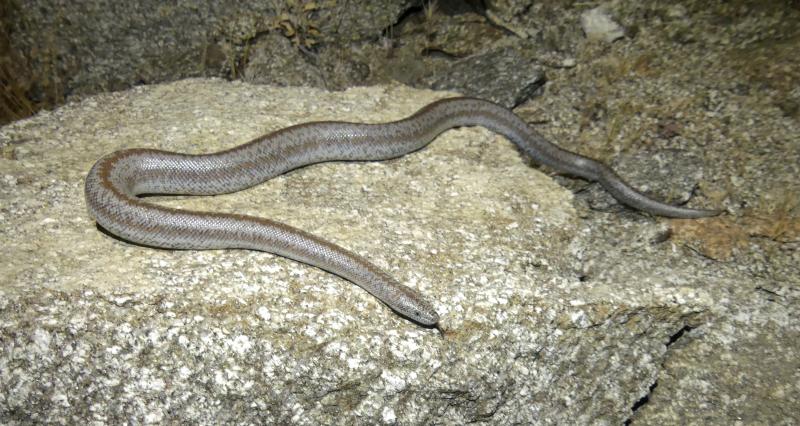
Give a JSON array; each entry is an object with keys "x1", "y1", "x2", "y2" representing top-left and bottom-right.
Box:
[
  {"x1": 388, "y1": 286, "x2": 439, "y2": 326},
  {"x1": 407, "y1": 304, "x2": 440, "y2": 327}
]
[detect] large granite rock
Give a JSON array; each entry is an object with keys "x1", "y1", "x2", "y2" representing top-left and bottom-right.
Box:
[
  {"x1": 4, "y1": 1, "x2": 800, "y2": 423},
  {"x1": 0, "y1": 81, "x2": 720, "y2": 423}
]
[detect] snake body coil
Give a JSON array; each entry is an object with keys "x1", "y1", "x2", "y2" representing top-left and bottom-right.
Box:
[{"x1": 85, "y1": 97, "x2": 719, "y2": 325}]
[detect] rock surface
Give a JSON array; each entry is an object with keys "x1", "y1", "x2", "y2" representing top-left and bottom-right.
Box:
[
  {"x1": 2, "y1": 81, "x2": 717, "y2": 423},
  {"x1": 2, "y1": 1, "x2": 799, "y2": 424},
  {"x1": 580, "y1": 6, "x2": 626, "y2": 43},
  {"x1": 4, "y1": 0, "x2": 414, "y2": 101},
  {"x1": 425, "y1": 43, "x2": 546, "y2": 108}
]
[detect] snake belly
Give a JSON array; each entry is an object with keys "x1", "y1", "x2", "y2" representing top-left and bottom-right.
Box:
[{"x1": 84, "y1": 97, "x2": 720, "y2": 325}]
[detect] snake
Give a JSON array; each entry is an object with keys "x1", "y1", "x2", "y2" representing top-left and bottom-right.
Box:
[{"x1": 84, "y1": 97, "x2": 720, "y2": 326}]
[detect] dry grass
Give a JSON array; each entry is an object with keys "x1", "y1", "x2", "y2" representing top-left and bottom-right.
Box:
[
  {"x1": 0, "y1": 0, "x2": 63, "y2": 125},
  {"x1": 671, "y1": 207, "x2": 799, "y2": 261},
  {"x1": 0, "y1": 15, "x2": 35, "y2": 124}
]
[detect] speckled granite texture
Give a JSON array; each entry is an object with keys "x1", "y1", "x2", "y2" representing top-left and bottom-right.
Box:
[
  {"x1": 2, "y1": 81, "x2": 722, "y2": 423},
  {"x1": 2, "y1": 3, "x2": 799, "y2": 423}
]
